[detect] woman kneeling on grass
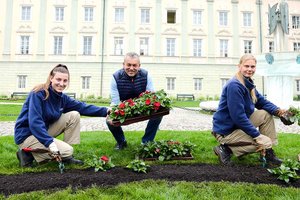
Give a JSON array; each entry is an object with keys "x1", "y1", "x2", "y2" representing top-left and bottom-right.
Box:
[
  {"x1": 14, "y1": 64, "x2": 109, "y2": 167},
  {"x1": 212, "y1": 54, "x2": 291, "y2": 166}
]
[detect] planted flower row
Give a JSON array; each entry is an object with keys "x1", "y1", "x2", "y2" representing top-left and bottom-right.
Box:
[
  {"x1": 85, "y1": 140, "x2": 196, "y2": 173},
  {"x1": 109, "y1": 89, "x2": 172, "y2": 123},
  {"x1": 135, "y1": 140, "x2": 196, "y2": 161}
]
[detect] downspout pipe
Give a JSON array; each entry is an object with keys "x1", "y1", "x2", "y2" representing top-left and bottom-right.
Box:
[{"x1": 100, "y1": 0, "x2": 106, "y2": 97}]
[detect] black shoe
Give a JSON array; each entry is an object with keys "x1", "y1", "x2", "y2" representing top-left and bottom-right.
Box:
[
  {"x1": 16, "y1": 149, "x2": 34, "y2": 167},
  {"x1": 114, "y1": 141, "x2": 127, "y2": 150},
  {"x1": 213, "y1": 145, "x2": 232, "y2": 165},
  {"x1": 63, "y1": 157, "x2": 84, "y2": 165},
  {"x1": 265, "y1": 148, "x2": 282, "y2": 165}
]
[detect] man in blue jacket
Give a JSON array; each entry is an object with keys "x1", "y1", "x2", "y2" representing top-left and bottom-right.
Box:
[
  {"x1": 212, "y1": 54, "x2": 289, "y2": 166},
  {"x1": 107, "y1": 52, "x2": 162, "y2": 150}
]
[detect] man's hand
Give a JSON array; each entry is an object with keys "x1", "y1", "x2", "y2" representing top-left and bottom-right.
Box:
[{"x1": 254, "y1": 135, "x2": 272, "y2": 149}]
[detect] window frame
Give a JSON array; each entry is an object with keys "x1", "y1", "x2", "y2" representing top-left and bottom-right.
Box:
[
  {"x1": 193, "y1": 39, "x2": 202, "y2": 57},
  {"x1": 166, "y1": 77, "x2": 176, "y2": 90},
  {"x1": 166, "y1": 38, "x2": 176, "y2": 56},
  {"x1": 81, "y1": 76, "x2": 91, "y2": 89},
  {"x1": 84, "y1": 7, "x2": 94, "y2": 22},
  {"x1": 83, "y1": 36, "x2": 93, "y2": 55},
  {"x1": 20, "y1": 35, "x2": 30, "y2": 55},
  {"x1": 114, "y1": 37, "x2": 124, "y2": 55},
  {"x1": 21, "y1": 6, "x2": 31, "y2": 21},
  {"x1": 115, "y1": 8, "x2": 124, "y2": 23},
  {"x1": 54, "y1": 36, "x2": 63, "y2": 55},
  {"x1": 141, "y1": 8, "x2": 150, "y2": 24},
  {"x1": 194, "y1": 78, "x2": 203, "y2": 91},
  {"x1": 55, "y1": 6, "x2": 64, "y2": 21}
]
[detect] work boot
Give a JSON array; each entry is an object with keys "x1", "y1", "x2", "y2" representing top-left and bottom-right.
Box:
[
  {"x1": 114, "y1": 141, "x2": 128, "y2": 150},
  {"x1": 265, "y1": 148, "x2": 282, "y2": 165},
  {"x1": 213, "y1": 144, "x2": 232, "y2": 165},
  {"x1": 16, "y1": 149, "x2": 34, "y2": 167},
  {"x1": 63, "y1": 156, "x2": 84, "y2": 165}
]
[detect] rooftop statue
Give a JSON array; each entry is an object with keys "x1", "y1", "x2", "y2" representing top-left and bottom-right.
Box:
[{"x1": 268, "y1": 0, "x2": 289, "y2": 35}]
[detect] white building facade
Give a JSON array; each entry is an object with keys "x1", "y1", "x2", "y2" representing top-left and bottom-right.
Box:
[{"x1": 0, "y1": 0, "x2": 300, "y2": 99}]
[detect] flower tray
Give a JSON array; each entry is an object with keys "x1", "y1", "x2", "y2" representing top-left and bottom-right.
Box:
[
  {"x1": 142, "y1": 153, "x2": 194, "y2": 161},
  {"x1": 109, "y1": 109, "x2": 170, "y2": 127}
]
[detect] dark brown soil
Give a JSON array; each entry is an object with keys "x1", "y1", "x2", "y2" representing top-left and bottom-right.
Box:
[{"x1": 0, "y1": 163, "x2": 299, "y2": 196}]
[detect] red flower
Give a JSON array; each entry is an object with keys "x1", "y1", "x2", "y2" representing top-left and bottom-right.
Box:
[
  {"x1": 119, "y1": 110, "x2": 125, "y2": 116},
  {"x1": 155, "y1": 148, "x2": 160, "y2": 153},
  {"x1": 145, "y1": 99, "x2": 151, "y2": 105},
  {"x1": 114, "y1": 110, "x2": 120, "y2": 115},
  {"x1": 127, "y1": 99, "x2": 135, "y2": 107},
  {"x1": 100, "y1": 155, "x2": 109, "y2": 163},
  {"x1": 153, "y1": 102, "x2": 161, "y2": 110},
  {"x1": 119, "y1": 102, "x2": 126, "y2": 109}
]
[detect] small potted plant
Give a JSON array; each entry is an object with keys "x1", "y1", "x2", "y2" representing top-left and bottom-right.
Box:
[
  {"x1": 86, "y1": 155, "x2": 115, "y2": 172},
  {"x1": 135, "y1": 140, "x2": 196, "y2": 161},
  {"x1": 126, "y1": 159, "x2": 150, "y2": 173},
  {"x1": 279, "y1": 107, "x2": 300, "y2": 126}
]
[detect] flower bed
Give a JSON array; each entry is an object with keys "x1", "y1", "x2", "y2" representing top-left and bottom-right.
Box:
[
  {"x1": 135, "y1": 140, "x2": 196, "y2": 161},
  {"x1": 108, "y1": 89, "x2": 172, "y2": 126}
]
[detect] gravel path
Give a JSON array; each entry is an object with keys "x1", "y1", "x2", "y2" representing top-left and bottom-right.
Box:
[{"x1": 0, "y1": 108, "x2": 299, "y2": 136}]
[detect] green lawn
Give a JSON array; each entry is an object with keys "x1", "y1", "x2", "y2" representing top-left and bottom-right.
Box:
[
  {"x1": 0, "y1": 100, "x2": 200, "y2": 121},
  {"x1": 0, "y1": 130, "x2": 299, "y2": 199}
]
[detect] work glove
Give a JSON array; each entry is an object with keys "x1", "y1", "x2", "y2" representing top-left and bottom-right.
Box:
[
  {"x1": 48, "y1": 142, "x2": 62, "y2": 162},
  {"x1": 253, "y1": 135, "x2": 272, "y2": 149}
]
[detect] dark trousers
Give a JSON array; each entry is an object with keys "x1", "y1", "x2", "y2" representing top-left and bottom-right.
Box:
[{"x1": 106, "y1": 116, "x2": 163, "y2": 144}]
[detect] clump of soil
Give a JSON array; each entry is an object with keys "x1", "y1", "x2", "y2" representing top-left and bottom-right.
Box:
[{"x1": 0, "y1": 163, "x2": 299, "y2": 196}]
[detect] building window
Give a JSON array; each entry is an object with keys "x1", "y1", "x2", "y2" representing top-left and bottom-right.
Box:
[
  {"x1": 194, "y1": 78, "x2": 202, "y2": 91},
  {"x1": 193, "y1": 10, "x2": 202, "y2": 25},
  {"x1": 193, "y1": 39, "x2": 202, "y2": 57},
  {"x1": 167, "y1": 10, "x2": 176, "y2": 24},
  {"x1": 243, "y1": 12, "x2": 251, "y2": 27},
  {"x1": 115, "y1": 8, "x2": 124, "y2": 23},
  {"x1": 84, "y1": 7, "x2": 94, "y2": 21},
  {"x1": 140, "y1": 37, "x2": 149, "y2": 56},
  {"x1": 83, "y1": 36, "x2": 92, "y2": 55},
  {"x1": 167, "y1": 77, "x2": 175, "y2": 90},
  {"x1": 221, "y1": 78, "x2": 229, "y2": 88},
  {"x1": 54, "y1": 36, "x2": 63, "y2": 55},
  {"x1": 114, "y1": 37, "x2": 124, "y2": 55},
  {"x1": 166, "y1": 38, "x2": 175, "y2": 56},
  {"x1": 220, "y1": 39, "x2": 228, "y2": 57},
  {"x1": 20, "y1": 36, "x2": 30, "y2": 55},
  {"x1": 296, "y1": 80, "x2": 300, "y2": 92},
  {"x1": 269, "y1": 41, "x2": 274, "y2": 52},
  {"x1": 244, "y1": 40, "x2": 252, "y2": 54},
  {"x1": 294, "y1": 42, "x2": 300, "y2": 51},
  {"x1": 82, "y1": 76, "x2": 91, "y2": 89},
  {"x1": 141, "y1": 8, "x2": 150, "y2": 24},
  {"x1": 55, "y1": 7, "x2": 64, "y2": 21},
  {"x1": 21, "y1": 6, "x2": 31, "y2": 21},
  {"x1": 219, "y1": 11, "x2": 228, "y2": 26},
  {"x1": 17, "y1": 75, "x2": 27, "y2": 89},
  {"x1": 292, "y1": 16, "x2": 300, "y2": 29}
]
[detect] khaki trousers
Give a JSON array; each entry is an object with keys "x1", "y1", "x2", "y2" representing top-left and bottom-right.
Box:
[
  {"x1": 215, "y1": 110, "x2": 277, "y2": 157},
  {"x1": 18, "y1": 111, "x2": 81, "y2": 162}
]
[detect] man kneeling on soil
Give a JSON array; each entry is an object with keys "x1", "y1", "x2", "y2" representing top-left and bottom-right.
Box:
[{"x1": 212, "y1": 54, "x2": 291, "y2": 166}]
